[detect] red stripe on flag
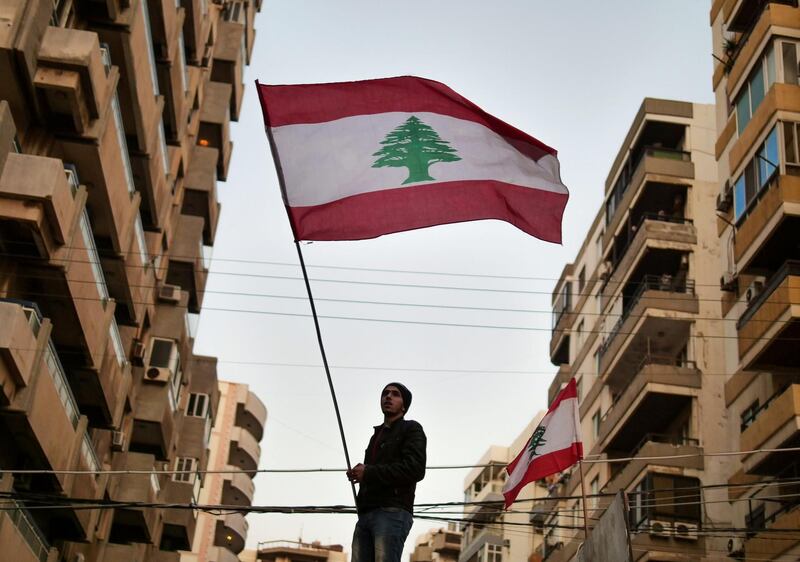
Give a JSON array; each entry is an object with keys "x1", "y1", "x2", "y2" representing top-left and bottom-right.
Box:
[
  {"x1": 548, "y1": 377, "x2": 578, "y2": 413},
  {"x1": 287, "y1": 180, "x2": 567, "y2": 243},
  {"x1": 257, "y1": 76, "x2": 555, "y2": 161},
  {"x1": 502, "y1": 443, "x2": 584, "y2": 509}
]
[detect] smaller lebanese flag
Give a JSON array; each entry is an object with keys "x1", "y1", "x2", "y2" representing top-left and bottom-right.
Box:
[
  {"x1": 256, "y1": 76, "x2": 568, "y2": 243},
  {"x1": 502, "y1": 378, "x2": 582, "y2": 509}
]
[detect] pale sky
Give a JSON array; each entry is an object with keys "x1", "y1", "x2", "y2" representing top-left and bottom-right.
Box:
[{"x1": 193, "y1": 1, "x2": 715, "y2": 556}]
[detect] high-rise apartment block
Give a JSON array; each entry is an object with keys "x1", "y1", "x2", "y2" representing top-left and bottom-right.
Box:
[
  {"x1": 0, "y1": 0, "x2": 262, "y2": 560},
  {"x1": 411, "y1": 527, "x2": 462, "y2": 562},
  {"x1": 711, "y1": 0, "x2": 800, "y2": 559},
  {"x1": 186, "y1": 380, "x2": 266, "y2": 562},
  {"x1": 541, "y1": 99, "x2": 735, "y2": 561}
]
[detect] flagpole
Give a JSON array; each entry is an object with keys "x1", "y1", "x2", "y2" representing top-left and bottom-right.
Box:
[
  {"x1": 578, "y1": 459, "x2": 590, "y2": 540},
  {"x1": 294, "y1": 240, "x2": 358, "y2": 505}
]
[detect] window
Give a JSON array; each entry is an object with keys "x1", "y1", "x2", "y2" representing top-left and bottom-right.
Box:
[
  {"x1": 186, "y1": 393, "x2": 210, "y2": 418},
  {"x1": 782, "y1": 41, "x2": 799, "y2": 86},
  {"x1": 552, "y1": 282, "x2": 572, "y2": 328},
  {"x1": 733, "y1": 125, "x2": 779, "y2": 222},
  {"x1": 484, "y1": 544, "x2": 502, "y2": 562},
  {"x1": 740, "y1": 399, "x2": 760, "y2": 432},
  {"x1": 173, "y1": 457, "x2": 198, "y2": 483},
  {"x1": 735, "y1": 44, "x2": 776, "y2": 136},
  {"x1": 592, "y1": 410, "x2": 601, "y2": 439},
  {"x1": 578, "y1": 266, "x2": 586, "y2": 293},
  {"x1": 629, "y1": 473, "x2": 701, "y2": 528},
  {"x1": 590, "y1": 477, "x2": 599, "y2": 509},
  {"x1": 575, "y1": 319, "x2": 585, "y2": 350}
]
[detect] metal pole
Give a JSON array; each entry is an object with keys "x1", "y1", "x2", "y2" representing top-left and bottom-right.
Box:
[
  {"x1": 578, "y1": 459, "x2": 591, "y2": 540},
  {"x1": 294, "y1": 241, "x2": 358, "y2": 505}
]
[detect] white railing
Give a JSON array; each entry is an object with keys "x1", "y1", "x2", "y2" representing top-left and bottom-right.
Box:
[
  {"x1": 43, "y1": 342, "x2": 80, "y2": 428},
  {"x1": 151, "y1": 472, "x2": 161, "y2": 496},
  {"x1": 111, "y1": 94, "x2": 136, "y2": 195},
  {"x1": 79, "y1": 210, "x2": 110, "y2": 302},
  {"x1": 178, "y1": 31, "x2": 189, "y2": 94},
  {"x1": 108, "y1": 319, "x2": 126, "y2": 367},
  {"x1": 158, "y1": 121, "x2": 169, "y2": 175},
  {"x1": 139, "y1": 0, "x2": 160, "y2": 97},
  {"x1": 81, "y1": 433, "x2": 101, "y2": 476},
  {"x1": 8, "y1": 500, "x2": 49, "y2": 562},
  {"x1": 134, "y1": 213, "x2": 149, "y2": 267}
]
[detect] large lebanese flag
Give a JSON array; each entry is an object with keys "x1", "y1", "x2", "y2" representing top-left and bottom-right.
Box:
[
  {"x1": 256, "y1": 76, "x2": 568, "y2": 243},
  {"x1": 502, "y1": 378, "x2": 582, "y2": 508}
]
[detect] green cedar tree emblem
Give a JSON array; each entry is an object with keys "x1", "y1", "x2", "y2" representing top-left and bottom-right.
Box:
[
  {"x1": 528, "y1": 425, "x2": 547, "y2": 456},
  {"x1": 372, "y1": 115, "x2": 461, "y2": 185}
]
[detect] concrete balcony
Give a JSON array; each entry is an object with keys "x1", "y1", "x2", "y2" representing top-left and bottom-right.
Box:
[
  {"x1": 166, "y1": 214, "x2": 208, "y2": 314},
  {"x1": 198, "y1": 81, "x2": 233, "y2": 180},
  {"x1": 177, "y1": 411, "x2": 211, "y2": 465},
  {"x1": 548, "y1": 309, "x2": 576, "y2": 366},
  {"x1": 602, "y1": 216, "x2": 696, "y2": 308},
  {"x1": 745, "y1": 504, "x2": 800, "y2": 559},
  {"x1": 628, "y1": 528, "x2": 706, "y2": 561},
  {"x1": 78, "y1": 0, "x2": 136, "y2": 25},
  {"x1": 740, "y1": 385, "x2": 800, "y2": 475},
  {"x1": 548, "y1": 363, "x2": 572, "y2": 405},
  {"x1": 603, "y1": 148, "x2": 694, "y2": 252},
  {"x1": 182, "y1": 0, "x2": 211, "y2": 66},
  {"x1": 459, "y1": 529, "x2": 503, "y2": 562},
  {"x1": 0, "y1": 301, "x2": 41, "y2": 405},
  {"x1": 594, "y1": 362, "x2": 701, "y2": 456},
  {"x1": 236, "y1": 389, "x2": 267, "y2": 442},
  {"x1": 0, "y1": 2, "x2": 51, "y2": 132},
  {"x1": 215, "y1": 512, "x2": 248, "y2": 554},
  {"x1": 129, "y1": 373, "x2": 177, "y2": 460},
  {"x1": 34, "y1": 26, "x2": 116, "y2": 135},
  {"x1": 107, "y1": 451, "x2": 160, "y2": 544},
  {"x1": 182, "y1": 144, "x2": 220, "y2": 245},
  {"x1": 734, "y1": 175, "x2": 800, "y2": 274},
  {"x1": 432, "y1": 530, "x2": 462, "y2": 554},
  {"x1": 603, "y1": 440, "x2": 704, "y2": 495},
  {"x1": 228, "y1": 426, "x2": 261, "y2": 477},
  {"x1": 0, "y1": 501, "x2": 57, "y2": 562},
  {"x1": 211, "y1": 545, "x2": 242, "y2": 562},
  {"x1": 737, "y1": 261, "x2": 800, "y2": 370},
  {"x1": 598, "y1": 277, "x2": 698, "y2": 380},
  {"x1": 222, "y1": 470, "x2": 255, "y2": 507},
  {"x1": 211, "y1": 21, "x2": 245, "y2": 120},
  {"x1": 160, "y1": 480, "x2": 196, "y2": 551},
  {"x1": 0, "y1": 153, "x2": 84, "y2": 260}
]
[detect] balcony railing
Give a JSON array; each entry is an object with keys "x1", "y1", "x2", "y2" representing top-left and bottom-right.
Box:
[
  {"x1": 737, "y1": 260, "x2": 800, "y2": 329},
  {"x1": 6, "y1": 500, "x2": 50, "y2": 562},
  {"x1": 79, "y1": 210, "x2": 110, "y2": 302},
  {"x1": 43, "y1": 341, "x2": 80, "y2": 428},
  {"x1": 628, "y1": 433, "x2": 700, "y2": 460},
  {"x1": 745, "y1": 461, "x2": 800, "y2": 535},
  {"x1": 599, "y1": 275, "x2": 696, "y2": 358},
  {"x1": 611, "y1": 212, "x2": 693, "y2": 269},
  {"x1": 81, "y1": 432, "x2": 101, "y2": 476}
]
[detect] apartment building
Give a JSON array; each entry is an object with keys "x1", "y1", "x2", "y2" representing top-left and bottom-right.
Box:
[
  {"x1": 240, "y1": 540, "x2": 347, "y2": 562},
  {"x1": 460, "y1": 414, "x2": 547, "y2": 562},
  {"x1": 710, "y1": 1, "x2": 800, "y2": 559},
  {"x1": 0, "y1": 0, "x2": 261, "y2": 560},
  {"x1": 410, "y1": 526, "x2": 462, "y2": 562},
  {"x1": 185, "y1": 380, "x2": 266, "y2": 562},
  {"x1": 541, "y1": 99, "x2": 733, "y2": 561}
]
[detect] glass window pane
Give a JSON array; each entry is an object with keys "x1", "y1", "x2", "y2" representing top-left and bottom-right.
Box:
[
  {"x1": 766, "y1": 44, "x2": 776, "y2": 88},
  {"x1": 750, "y1": 65, "x2": 766, "y2": 113},
  {"x1": 782, "y1": 42, "x2": 798, "y2": 85},
  {"x1": 734, "y1": 174, "x2": 747, "y2": 222},
  {"x1": 150, "y1": 339, "x2": 173, "y2": 367},
  {"x1": 784, "y1": 122, "x2": 798, "y2": 164},
  {"x1": 736, "y1": 90, "x2": 751, "y2": 136},
  {"x1": 745, "y1": 160, "x2": 758, "y2": 203},
  {"x1": 764, "y1": 126, "x2": 779, "y2": 181}
]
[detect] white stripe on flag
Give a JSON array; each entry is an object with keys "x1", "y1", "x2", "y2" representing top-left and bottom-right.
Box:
[{"x1": 272, "y1": 112, "x2": 568, "y2": 207}]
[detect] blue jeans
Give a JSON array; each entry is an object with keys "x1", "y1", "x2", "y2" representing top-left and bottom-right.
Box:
[{"x1": 351, "y1": 508, "x2": 413, "y2": 562}]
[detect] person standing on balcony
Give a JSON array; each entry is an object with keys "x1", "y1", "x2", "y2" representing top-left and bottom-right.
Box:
[{"x1": 347, "y1": 382, "x2": 427, "y2": 562}]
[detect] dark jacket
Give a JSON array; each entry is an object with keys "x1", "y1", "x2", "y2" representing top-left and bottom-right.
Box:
[{"x1": 357, "y1": 418, "x2": 426, "y2": 514}]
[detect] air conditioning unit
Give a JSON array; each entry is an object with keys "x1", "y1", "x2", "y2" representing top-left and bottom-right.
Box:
[
  {"x1": 727, "y1": 537, "x2": 745, "y2": 559},
  {"x1": 648, "y1": 519, "x2": 671, "y2": 538},
  {"x1": 716, "y1": 180, "x2": 733, "y2": 212},
  {"x1": 131, "y1": 339, "x2": 146, "y2": 365},
  {"x1": 673, "y1": 522, "x2": 699, "y2": 541},
  {"x1": 111, "y1": 430, "x2": 125, "y2": 451},
  {"x1": 144, "y1": 365, "x2": 170, "y2": 384},
  {"x1": 745, "y1": 279, "x2": 765, "y2": 303},
  {"x1": 158, "y1": 283, "x2": 181, "y2": 304},
  {"x1": 720, "y1": 272, "x2": 737, "y2": 292}
]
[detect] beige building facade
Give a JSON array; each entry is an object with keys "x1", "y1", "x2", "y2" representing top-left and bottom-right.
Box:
[
  {"x1": 184, "y1": 380, "x2": 266, "y2": 562},
  {"x1": 710, "y1": 0, "x2": 800, "y2": 559},
  {"x1": 410, "y1": 526, "x2": 462, "y2": 562},
  {"x1": 0, "y1": 0, "x2": 262, "y2": 560},
  {"x1": 460, "y1": 414, "x2": 547, "y2": 562},
  {"x1": 541, "y1": 99, "x2": 734, "y2": 561},
  {"x1": 241, "y1": 540, "x2": 347, "y2": 562}
]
